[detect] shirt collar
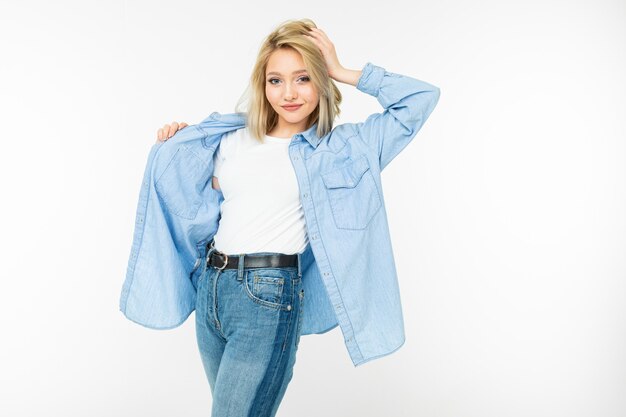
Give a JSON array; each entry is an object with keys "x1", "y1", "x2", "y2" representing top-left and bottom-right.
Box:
[
  {"x1": 298, "y1": 121, "x2": 322, "y2": 148},
  {"x1": 205, "y1": 112, "x2": 322, "y2": 148}
]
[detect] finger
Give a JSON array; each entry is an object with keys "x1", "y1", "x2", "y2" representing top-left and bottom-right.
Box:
[
  {"x1": 310, "y1": 30, "x2": 330, "y2": 47},
  {"x1": 169, "y1": 121, "x2": 179, "y2": 138},
  {"x1": 162, "y1": 124, "x2": 171, "y2": 141},
  {"x1": 311, "y1": 27, "x2": 328, "y2": 40},
  {"x1": 306, "y1": 31, "x2": 324, "y2": 49},
  {"x1": 306, "y1": 29, "x2": 320, "y2": 38},
  {"x1": 314, "y1": 27, "x2": 328, "y2": 36},
  {"x1": 157, "y1": 128, "x2": 164, "y2": 141},
  {"x1": 315, "y1": 29, "x2": 334, "y2": 48},
  {"x1": 180, "y1": 122, "x2": 188, "y2": 129}
]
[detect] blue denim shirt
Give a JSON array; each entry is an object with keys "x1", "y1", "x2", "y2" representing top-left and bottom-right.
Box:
[{"x1": 119, "y1": 62, "x2": 440, "y2": 367}]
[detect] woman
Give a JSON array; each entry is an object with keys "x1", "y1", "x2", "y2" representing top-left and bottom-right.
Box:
[{"x1": 122, "y1": 18, "x2": 440, "y2": 417}]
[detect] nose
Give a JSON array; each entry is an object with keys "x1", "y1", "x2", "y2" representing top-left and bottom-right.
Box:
[{"x1": 284, "y1": 84, "x2": 297, "y2": 100}]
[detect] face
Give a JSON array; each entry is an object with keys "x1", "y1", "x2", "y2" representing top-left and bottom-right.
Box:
[{"x1": 265, "y1": 48, "x2": 319, "y2": 134}]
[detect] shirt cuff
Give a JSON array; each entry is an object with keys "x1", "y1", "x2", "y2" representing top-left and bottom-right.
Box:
[{"x1": 356, "y1": 62, "x2": 386, "y2": 98}]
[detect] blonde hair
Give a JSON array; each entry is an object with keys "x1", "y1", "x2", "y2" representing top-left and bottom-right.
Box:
[{"x1": 235, "y1": 18, "x2": 343, "y2": 141}]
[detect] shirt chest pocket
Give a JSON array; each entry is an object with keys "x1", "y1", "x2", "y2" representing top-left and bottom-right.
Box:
[{"x1": 320, "y1": 155, "x2": 382, "y2": 230}]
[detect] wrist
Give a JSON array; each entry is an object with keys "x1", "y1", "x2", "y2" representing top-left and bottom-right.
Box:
[{"x1": 332, "y1": 66, "x2": 362, "y2": 87}]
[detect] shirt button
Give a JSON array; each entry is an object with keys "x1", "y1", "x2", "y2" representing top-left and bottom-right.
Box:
[{"x1": 303, "y1": 193, "x2": 307, "y2": 198}]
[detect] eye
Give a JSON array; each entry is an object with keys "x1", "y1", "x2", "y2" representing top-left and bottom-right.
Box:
[{"x1": 267, "y1": 76, "x2": 309, "y2": 85}]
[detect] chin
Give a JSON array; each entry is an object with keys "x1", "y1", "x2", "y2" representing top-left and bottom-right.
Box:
[{"x1": 280, "y1": 112, "x2": 309, "y2": 124}]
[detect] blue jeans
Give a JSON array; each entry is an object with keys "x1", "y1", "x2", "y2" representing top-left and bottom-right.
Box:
[{"x1": 194, "y1": 244, "x2": 305, "y2": 416}]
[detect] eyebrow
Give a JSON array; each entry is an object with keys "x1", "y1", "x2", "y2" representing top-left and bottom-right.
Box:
[{"x1": 266, "y1": 69, "x2": 308, "y2": 76}]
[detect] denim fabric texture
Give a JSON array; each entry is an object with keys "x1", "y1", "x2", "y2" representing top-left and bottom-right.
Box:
[
  {"x1": 119, "y1": 61, "x2": 441, "y2": 367},
  {"x1": 195, "y1": 242, "x2": 304, "y2": 416}
]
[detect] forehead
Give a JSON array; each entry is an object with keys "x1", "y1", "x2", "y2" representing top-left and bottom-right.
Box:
[{"x1": 265, "y1": 48, "x2": 307, "y2": 75}]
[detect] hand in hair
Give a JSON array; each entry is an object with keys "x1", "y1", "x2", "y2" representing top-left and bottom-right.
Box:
[{"x1": 304, "y1": 27, "x2": 344, "y2": 80}]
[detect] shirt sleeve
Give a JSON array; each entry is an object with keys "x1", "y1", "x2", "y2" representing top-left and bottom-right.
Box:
[{"x1": 353, "y1": 62, "x2": 441, "y2": 171}]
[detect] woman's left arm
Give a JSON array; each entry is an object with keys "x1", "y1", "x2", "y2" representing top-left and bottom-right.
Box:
[
  {"x1": 307, "y1": 28, "x2": 441, "y2": 171},
  {"x1": 348, "y1": 62, "x2": 441, "y2": 171}
]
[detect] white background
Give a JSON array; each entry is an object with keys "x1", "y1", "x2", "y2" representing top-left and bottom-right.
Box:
[{"x1": 1, "y1": 0, "x2": 624, "y2": 416}]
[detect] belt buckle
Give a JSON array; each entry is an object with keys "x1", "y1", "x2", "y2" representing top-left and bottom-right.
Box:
[{"x1": 214, "y1": 252, "x2": 228, "y2": 270}]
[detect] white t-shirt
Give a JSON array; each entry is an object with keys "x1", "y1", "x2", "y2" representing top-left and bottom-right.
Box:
[{"x1": 211, "y1": 127, "x2": 309, "y2": 255}]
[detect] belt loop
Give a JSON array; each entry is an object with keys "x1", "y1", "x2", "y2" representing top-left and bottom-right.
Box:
[
  {"x1": 237, "y1": 253, "x2": 245, "y2": 281},
  {"x1": 205, "y1": 240, "x2": 217, "y2": 270},
  {"x1": 297, "y1": 252, "x2": 302, "y2": 278}
]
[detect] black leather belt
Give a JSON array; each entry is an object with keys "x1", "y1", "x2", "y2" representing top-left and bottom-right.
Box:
[{"x1": 207, "y1": 250, "x2": 298, "y2": 270}]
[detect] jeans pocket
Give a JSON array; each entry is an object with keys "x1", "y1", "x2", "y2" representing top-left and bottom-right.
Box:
[{"x1": 243, "y1": 268, "x2": 294, "y2": 311}]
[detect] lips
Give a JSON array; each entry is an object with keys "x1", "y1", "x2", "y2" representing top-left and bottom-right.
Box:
[{"x1": 282, "y1": 104, "x2": 302, "y2": 110}]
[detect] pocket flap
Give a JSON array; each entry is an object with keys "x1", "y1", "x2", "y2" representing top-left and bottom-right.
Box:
[{"x1": 321, "y1": 156, "x2": 371, "y2": 189}]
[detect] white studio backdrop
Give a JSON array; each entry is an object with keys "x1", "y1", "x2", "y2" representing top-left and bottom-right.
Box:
[{"x1": 0, "y1": 0, "x2": 624, "y2": 416}]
